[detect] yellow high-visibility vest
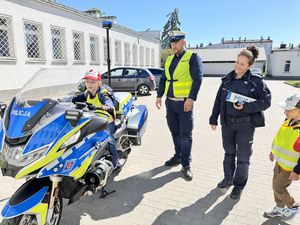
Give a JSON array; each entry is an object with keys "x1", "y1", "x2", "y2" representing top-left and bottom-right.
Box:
[
  {"x1": 86, "y1": 90, "x2": 114, "y2": 122},
  {"x1": 164, "y1": 50, "x2": 193, "y2": 98},
  {"x1": 272, "y1": 119, "x2": 300, "y2": 172}
]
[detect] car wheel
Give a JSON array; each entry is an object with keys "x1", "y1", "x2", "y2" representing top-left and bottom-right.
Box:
[{"x1": 137, "y1": 84, "x2": 150, "y2": 96}]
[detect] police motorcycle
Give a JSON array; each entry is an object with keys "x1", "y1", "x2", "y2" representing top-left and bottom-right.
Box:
[{"x1": 0, "y1": 68, "x2": 148, "y2": 225}]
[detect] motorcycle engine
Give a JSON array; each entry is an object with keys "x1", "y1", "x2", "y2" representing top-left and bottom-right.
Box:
[{"x1": 84, "y1": 159, "x2": 113, "y2": 189}]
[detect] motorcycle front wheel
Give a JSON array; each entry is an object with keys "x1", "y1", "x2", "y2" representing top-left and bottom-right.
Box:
[{"x1": 0, "y1": 192, "x2": 62, "y2": 225}]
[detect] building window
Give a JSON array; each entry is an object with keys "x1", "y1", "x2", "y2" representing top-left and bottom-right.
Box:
[
  {"x1": 139, "y1": 46, "x2": 144, "y2": 66},
  {"x1": 132, "y1": 44, "x2": 137, "y2": 66},
  {"x1": 103, "y1": 37, "x2": 111, "y2": 65},
  {"x1": 73, "y1": 31, "x2": 85, "y2": 63},
  {"x1": 24, "y1": 20, "x2": 45, "y2": 60},
  {"x1": 124, "y1": 42, "x2": 130, "y2": 66},
  {"x1": 284, "y1": 60, "x2": 291, "y2": 72},
  {"x1": 51, "y1": 26, "x2": 66, "y2": 62},
  {"x1": 151, "y1": 49, "x2": 155, "y2": 66},
  {"x1": 89, "y1": 34, "x2": 100, "y2": 64},
  {"x1": 0, "y1": 14, "x2": 15, "y2": 60},
  {"x1": 115, "y1": 40, "x2": 122, "y2": 66},
  {"x1": 145, "y1": 47, "x2": 150, "y2": 66}
]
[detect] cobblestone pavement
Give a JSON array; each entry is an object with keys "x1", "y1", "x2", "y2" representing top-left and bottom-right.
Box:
[{"x1": 1, "y1": 78, "x2": 300, "y2": 225}]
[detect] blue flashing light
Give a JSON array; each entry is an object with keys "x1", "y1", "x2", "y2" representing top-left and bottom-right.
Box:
[{"x1": 102, "y1": 20, "x2": 112, "y2": 29}]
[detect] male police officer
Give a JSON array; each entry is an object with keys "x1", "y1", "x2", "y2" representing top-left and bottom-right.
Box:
[{"x1": 156, "y1": 31, "x2": 203, "y2": 181}]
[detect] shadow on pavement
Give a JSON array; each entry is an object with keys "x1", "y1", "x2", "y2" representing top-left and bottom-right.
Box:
[
  {"x1": 152, "y1": 188, "x2": 238, "y2": 225},
  {"x1": 60, "y1": 165, "x2": 180, "y2": 225},
  {"x1": 261, "y1": 217, "x2": 293, "y2": 225}
]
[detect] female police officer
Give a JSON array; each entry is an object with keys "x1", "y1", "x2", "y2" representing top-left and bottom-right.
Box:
[{"x1": 209, "y1": 46, "x2": 271, "y2": 199}]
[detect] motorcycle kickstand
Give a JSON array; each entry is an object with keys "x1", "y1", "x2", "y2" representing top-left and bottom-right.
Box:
[{"x1": 99, "y1": 186, "x2": 116, "y2": 199}]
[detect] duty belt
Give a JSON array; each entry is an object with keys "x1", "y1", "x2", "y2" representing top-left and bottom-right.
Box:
[
  {"x1": 168, "y1": 97, "x2": 185, "y2": 101},
  {"x1": 226, "y1": 116, "x2": 251, "y2": 124}
]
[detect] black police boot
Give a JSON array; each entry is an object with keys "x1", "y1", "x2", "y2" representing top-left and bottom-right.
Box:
[
  {"x1": 230, "y1": 188, "x2": 242, "y2": 200},
  {"x1": 217, "y1": 179, "x2": 233, "y2": 189},
  {"x1": 182, "y1": 166, "x2": 193, "y2": 181},
  {"x1": 164, "y1": 156, "x2": 181, "y2": 166}
]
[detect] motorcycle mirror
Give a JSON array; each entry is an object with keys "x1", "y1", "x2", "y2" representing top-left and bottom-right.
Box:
[
  {"x1": 65, "y1": 109, "x2": 83, "y2": 127},
  {"x1": 0, "y1": 102, "x2": 7, "y2": 118},
  {"x1": 77, "y1": 80, "x2": 86, "y2": 92},
  {"x1": 75, "y1": 102, "x2": 87, "y2": 110}
]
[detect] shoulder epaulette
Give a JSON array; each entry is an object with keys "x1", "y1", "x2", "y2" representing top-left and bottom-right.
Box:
[{"x1": 251, "y1": 73, "x2": 262, "y2": 79}]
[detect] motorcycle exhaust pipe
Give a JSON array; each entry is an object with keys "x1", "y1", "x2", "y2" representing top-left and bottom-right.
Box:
[{"x1": 84, "y1": 159, "x2": 113, "y2": 190}]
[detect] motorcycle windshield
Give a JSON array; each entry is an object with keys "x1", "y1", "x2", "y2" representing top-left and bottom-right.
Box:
[
  {"x1": 6, "y1": 68, "x2": 85, "y2": 138},
  {"x1": 15, "y1": 68, "x2": 85, "y2": 105}
]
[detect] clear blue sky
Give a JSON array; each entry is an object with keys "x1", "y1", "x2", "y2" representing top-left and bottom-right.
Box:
[{"x1": 58, "y1": 0, "x2": 300, "y2": 47}]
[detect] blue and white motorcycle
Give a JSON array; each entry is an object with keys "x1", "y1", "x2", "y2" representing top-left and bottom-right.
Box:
[{"x1": 0, "y1": 68, "x2": 148, "y2": 225}]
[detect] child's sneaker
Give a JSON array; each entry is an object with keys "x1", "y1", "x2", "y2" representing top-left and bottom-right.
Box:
[
  {"x1": 264, "y1": 206, "x2": 284, "y2": 218},
  {"x1": 114, "y1": 161, "x2": 121, "y2": 170},
  {"x1": 282, "y1": 207, "x2": 298, "y2": 220},
  {"x1": 292, "y1": 202, "x2": 300, "y2": 209},
  {"x1": 112, "y1": 157, "x2": 121, "y2": 170}
]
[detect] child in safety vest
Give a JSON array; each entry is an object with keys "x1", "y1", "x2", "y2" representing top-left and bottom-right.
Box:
[
  {"x1": 264, "y1": 93, "x2": 300, "y2": 220},
  {"x1": 72, "y1": 69, "x2": 120, "y2": 169}
]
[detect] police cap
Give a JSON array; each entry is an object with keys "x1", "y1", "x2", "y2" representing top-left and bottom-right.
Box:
[{"x1": 169, "y1": 30, "x2": 186, "y2": 42}]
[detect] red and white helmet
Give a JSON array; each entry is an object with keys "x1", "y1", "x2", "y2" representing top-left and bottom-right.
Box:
[{"x1": 83, "y1": 69, "x2": 101, "y2": 81}]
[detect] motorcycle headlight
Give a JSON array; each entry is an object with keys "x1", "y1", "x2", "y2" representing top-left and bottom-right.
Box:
[
  {"x1": 60, "y1": 130, "x2": 81, "y2": 149},
  {"x1": 1, "y1": 143, "x2": 49, "y2": 167}
]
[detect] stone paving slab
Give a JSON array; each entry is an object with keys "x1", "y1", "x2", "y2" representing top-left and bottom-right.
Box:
[{"x1": 0, "y1": 78, "x2": 300, "y2": 225}]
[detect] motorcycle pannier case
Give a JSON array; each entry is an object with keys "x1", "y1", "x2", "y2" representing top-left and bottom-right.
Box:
[{"x1": 127, "y1": 105, "x2": 148, "y2": 145}]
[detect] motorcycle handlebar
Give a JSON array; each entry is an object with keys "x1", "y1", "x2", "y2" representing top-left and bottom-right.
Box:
[
  {"x1": 87, "y1": 104, "x2": 114, "y2": 114},
  {"x1": 75, "y1": 102, "x2": 114, "y2": 114}
]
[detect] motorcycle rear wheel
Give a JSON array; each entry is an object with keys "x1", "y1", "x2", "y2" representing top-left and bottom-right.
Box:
[{"x1": 0, "y1": 192, "x2": 62, "y2": 225}]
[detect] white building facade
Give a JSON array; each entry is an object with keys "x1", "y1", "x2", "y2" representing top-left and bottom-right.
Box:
[
  {"x1": 268, "y1": 48, "x2": 300, "y2": 77},
  {"x1": 189, "y1": 48, "x2": 267, "y2": 76},
  {"x1": 0, "y1": 0, "x2": 161, "y2": 91},
  {"x1": 205, "y1": 37, "x2": 273, "y2": 56}
]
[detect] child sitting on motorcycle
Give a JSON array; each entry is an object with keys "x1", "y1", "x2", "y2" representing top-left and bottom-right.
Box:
[{"x1": 72, "y1": 69, "x2": 120, "y2": 169}]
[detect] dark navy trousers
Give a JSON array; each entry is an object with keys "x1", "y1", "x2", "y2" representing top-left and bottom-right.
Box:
[
  {"x1": 221, "y1": 122, "x2": 255, "y2": 190},
  {"x1": 107, "y1": 122, "x2": 118, "y2": 167},
  {"x1": 165, "y1": 98, "x2": 194, "y2": 167}
]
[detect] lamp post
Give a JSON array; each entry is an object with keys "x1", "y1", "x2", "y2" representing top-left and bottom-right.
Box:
[
  {"x1": 137, "y1": 28, "x2": 150, "y2": 45},
  {"x1": 102, "y1": 20, "x2": 113, "y2": 86},
  {"x1": 126, "y1": 28, "x2": 151, "y2": 63},
  {"x1": 132, "y1": 28, "x2": 150, "y2": 100}
]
